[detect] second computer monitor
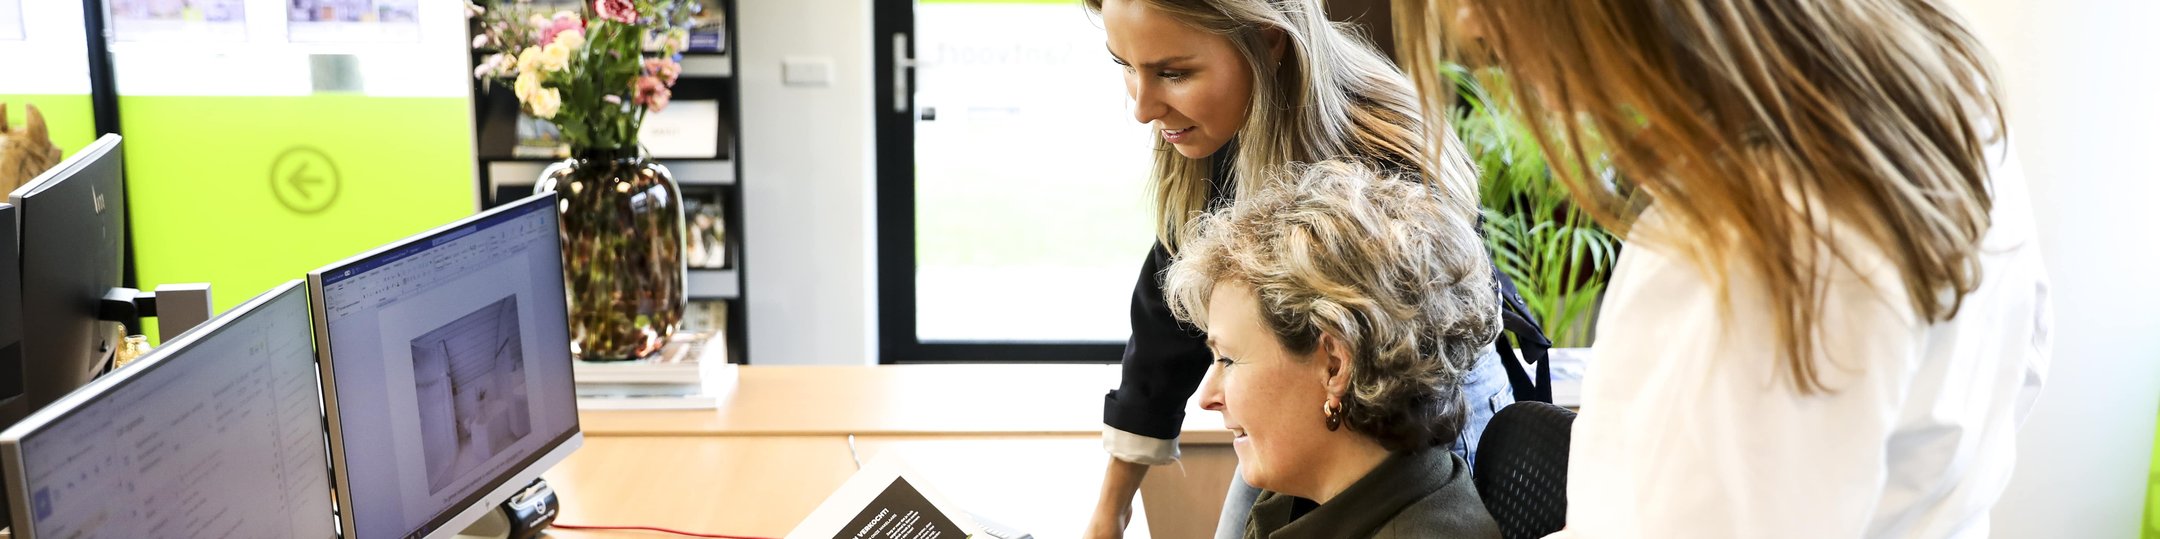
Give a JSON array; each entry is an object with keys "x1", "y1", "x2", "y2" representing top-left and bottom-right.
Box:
[
  {"x1": 309, "y1": 192, "x2": 581, "y2": 539},
  {"x1": 0, "y1": 280, "x2": 335, "y2": 539}
]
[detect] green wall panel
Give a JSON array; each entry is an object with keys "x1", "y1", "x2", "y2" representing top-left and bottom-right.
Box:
[
  {"x1": 2147, "y1": 405, "x2": 2159, "y2": 539},
  {"x1": 121, "y1": 95, "x2": 475, "y2": 322},
  {"x1": 0, "y1": 95, "x2": 97, "y2": 158}
]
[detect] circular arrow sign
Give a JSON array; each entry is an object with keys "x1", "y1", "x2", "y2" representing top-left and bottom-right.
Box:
[{"x1": 270, "y1": 146, "x2": 342, "y2": 214}]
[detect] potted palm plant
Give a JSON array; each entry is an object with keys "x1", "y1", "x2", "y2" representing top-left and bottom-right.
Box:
[{"x1": 1446, "y1": 63, "x2": 1620, "y2": 349}]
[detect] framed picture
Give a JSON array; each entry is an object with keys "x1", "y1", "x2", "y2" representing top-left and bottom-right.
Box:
[
  {"x1": 287, "y1": 0, "x2": 421, "y2": 43},
  {"x1": 108, "y1": 0, "x2": 248, "y2": 42}
]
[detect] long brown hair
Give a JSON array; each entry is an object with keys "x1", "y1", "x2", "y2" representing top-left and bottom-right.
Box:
[
  {"x1": 1085, "y1": 0, "x2": 1479, "y2": 248},
  {"x1": 1393, "y1": 0, "x2": 2005, "y2": 393}
]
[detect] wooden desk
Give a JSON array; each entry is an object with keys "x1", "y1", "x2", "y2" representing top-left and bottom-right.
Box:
[
  {"x1": 550, "y1": 365, "x2": 1239, "y2": 539},
  {"x1": 542, "y1": 436, "x2": 858, "y2": 537},
  {"x1": 542, "y1": 435, "x2": 1173, "y2": 538},
  {"x1": 578, "y1": 364, "x2": 1231, "y2": 444}
]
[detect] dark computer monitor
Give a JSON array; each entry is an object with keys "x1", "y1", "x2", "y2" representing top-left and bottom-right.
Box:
[
  {"x1": 0, "y1": 204, "x2": 21, "y2": 414},
  {"x1": 308, "y1": 192, "x2": 581, "y2": 539},
  {"x1": 4, "y1": 133, "x2": 124, "y2": 428},
  {"x1": 0, "y1": 280, "x2": 336, "y2": 539}
]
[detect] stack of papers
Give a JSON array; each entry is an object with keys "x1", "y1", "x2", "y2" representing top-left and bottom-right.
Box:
[{"x1": 572, "y1": 331, "x2": 735, "y2": 410}]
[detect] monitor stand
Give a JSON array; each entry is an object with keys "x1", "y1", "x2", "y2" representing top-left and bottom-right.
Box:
[
  {"x1": 454, "y1": 510, "x2": 513, "y2": 539},
  {"x1": 96, "y1": 284, "x2": 212, "y2": 342},
  {"x1": 455, "y1": 478, "x2": 559, "y2": 539}
]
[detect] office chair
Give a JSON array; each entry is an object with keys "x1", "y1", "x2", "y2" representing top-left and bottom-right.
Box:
[{"x1": 1472, "y1": 401, "x2": 1576, "y2": 539}]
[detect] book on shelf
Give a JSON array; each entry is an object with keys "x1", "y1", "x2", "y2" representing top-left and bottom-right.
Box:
[
  {"x1": 687, "y1": 0, "x2": 727, "y2": 53},
  {"x1": 685, "y1": 193, "x2": 729, "y2": 269},
  {"x1": 638, "y1": 99, "x2": 723, "y2": 159},
  {"x1": 512, "y1": 113, "x2": 569, "y2": 159}
]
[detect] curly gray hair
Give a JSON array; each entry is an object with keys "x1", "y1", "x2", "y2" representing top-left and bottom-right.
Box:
[{"x1": 1163, "y1": 159, "x2": 1500, "y2": 451}]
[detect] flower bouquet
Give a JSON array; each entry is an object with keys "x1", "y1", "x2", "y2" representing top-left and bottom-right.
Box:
[{"x1": 469, "y1": 0, "x2": 704, "y2": 361}]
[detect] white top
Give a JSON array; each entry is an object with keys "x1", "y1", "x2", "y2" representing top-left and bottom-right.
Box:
[{"x1": 1556, "y1": 141, "x2": 2052, "y2": 539}]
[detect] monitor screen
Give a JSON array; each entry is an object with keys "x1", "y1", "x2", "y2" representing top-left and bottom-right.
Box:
[
  {"x1": 0, "y1": 281, "x2": 335, "y2": 539},
  {"x1": 311, "y1": 193, "x2": 579, "y2": 539}
]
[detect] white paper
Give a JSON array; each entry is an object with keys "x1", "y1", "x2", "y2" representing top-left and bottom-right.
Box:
[{"x1": 639, "y1": 100, "x2": 722, "y2": 159}]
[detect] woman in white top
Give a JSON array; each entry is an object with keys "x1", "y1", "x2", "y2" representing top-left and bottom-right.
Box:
[{"x1": 1389, "y1": 0, "x2": 2052, "y2": 536}]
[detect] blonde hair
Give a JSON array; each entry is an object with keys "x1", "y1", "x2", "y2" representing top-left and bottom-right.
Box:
[
  {"x1": 1085, "y1": 0, "x2": 1480, "y2": 248},
  {"x1": 1163, "y1": 160, "x2": 1499, "y2": 451},
  {"x1": 1393, "y1": 0, "x2": 2004, "y2": 393}
]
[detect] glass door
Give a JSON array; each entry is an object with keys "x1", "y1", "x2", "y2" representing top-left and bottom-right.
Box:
[{"x1": 879, "y1": 0, "x2": 1155, "y2": 362}]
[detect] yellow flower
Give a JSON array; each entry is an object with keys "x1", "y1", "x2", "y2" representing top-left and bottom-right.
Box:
[
  {"x1": 539, "y1": 42, "x2": 572, "y2": 73},
  {"x1": 515, "y1": 46, "x2": 544, "y2": 75},
  {"x1": 514, "y1": 70, "x2": 542, "y2": 101},
  {"x1": 529, "y1": 88, "x2": 562, "y2": 119},
  {"x1": 553, "y1": 28, "x2": 585, "y2": 52}
]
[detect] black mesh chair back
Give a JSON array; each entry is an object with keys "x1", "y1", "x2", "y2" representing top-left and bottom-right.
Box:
[{"x1": 1473, "y1": 401, "x2": 1577, "y2": 539}]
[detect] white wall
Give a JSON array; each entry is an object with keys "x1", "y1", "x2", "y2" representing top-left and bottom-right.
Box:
[
  {"x1": 1947, "y1": 0, "x2": 2160, "y2": 536},
  {"x1": 737, "y1": 0, "x2": 880, "y2": 365},
  {"x1": 0, "y1": 0, "x2": 90, "y2": 94}
]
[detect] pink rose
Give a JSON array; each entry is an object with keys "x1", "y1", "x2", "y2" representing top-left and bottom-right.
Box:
[
  {"x1": 632, "y1": 75, "x2": 671, "y2": 112},
  {"x1": 643, "y1": 58, "x2": 681, "y2": 86},
  {"x1": 594, "y1": 0, "x2": 637, "y2": 24},
  {"x1": 538, "y1": 13, "x2": 584, "y2": 47}
]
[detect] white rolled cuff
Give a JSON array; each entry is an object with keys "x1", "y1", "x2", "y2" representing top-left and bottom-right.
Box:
[{"x1": 1103, "y1": 424, "x2": 1180, "y2": 465}]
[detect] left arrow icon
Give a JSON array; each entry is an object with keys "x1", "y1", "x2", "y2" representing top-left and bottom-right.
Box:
[
  {"x1": 289, "y1": 162, "x2": 322, "y2": 199},
  {"x1": 270, "y1": 147, "x2": 340, "y2": 214}
]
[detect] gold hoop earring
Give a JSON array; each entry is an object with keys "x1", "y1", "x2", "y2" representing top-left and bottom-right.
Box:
[{"x1": 1322, "y1": 398, "x2": 1342, "y2": 432}]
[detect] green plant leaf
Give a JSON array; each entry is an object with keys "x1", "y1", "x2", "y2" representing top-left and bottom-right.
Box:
[{"x1": 1450, "y1": 62, "x2": 1624, "y2": 347}]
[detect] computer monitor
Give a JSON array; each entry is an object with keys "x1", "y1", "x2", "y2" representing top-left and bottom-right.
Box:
[
  {"x1": 0, "y1": 204, "x2": 21, "y2": 416},
  {"x1": 0, "y1": 280, "x2": 336, "y2": 539},
  {"x1": 5, "y1": 134, "x2": 126, "y2": 428},
  {"x1": 308, "y1": 192, "x2": 581, "y2": 539}
]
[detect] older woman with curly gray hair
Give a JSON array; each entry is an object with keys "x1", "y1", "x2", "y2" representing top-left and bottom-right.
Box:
[{"x1": 1165, "y1": 159, "x2": 1501, "y2": 538}]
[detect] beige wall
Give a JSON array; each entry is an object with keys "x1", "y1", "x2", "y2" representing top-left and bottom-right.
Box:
[{"x1": 737, "y1": 0, "x2": 881, "y2": 365}]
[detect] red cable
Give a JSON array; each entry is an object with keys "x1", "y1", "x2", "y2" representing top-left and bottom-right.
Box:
[{"x1": 550, "y1": 523, "x2": 780, "y2": 539}]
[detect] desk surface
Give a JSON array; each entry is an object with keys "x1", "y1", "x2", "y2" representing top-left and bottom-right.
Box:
[
  {"x1": 541, "y1": 435, "x2": 1158, "y2": 539},
  {"x1": 578, "y1": 364, "x2": 1233, "y2": 444},
  {"x1": 548, "y1": 364, "x2": 1235, "y2": 539}
]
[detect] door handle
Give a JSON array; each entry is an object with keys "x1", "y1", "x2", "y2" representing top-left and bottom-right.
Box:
[{"x1": 892, "y1": 32, "x2": 913, "y2": 114}]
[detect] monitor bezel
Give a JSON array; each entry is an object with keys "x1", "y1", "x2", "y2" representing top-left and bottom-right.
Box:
[
  {"x1": 0, "y1": 202, "x2": 20, "y2": 413},
  {"x1": 7, "y1": 134, "x2": 117, "y2": 202},
  {"x1": 0, "y1": 279, "x2": 318, "y2": 539},
  {"x1": 307, "y1": 192, "x2": 582, "y2": 539}
]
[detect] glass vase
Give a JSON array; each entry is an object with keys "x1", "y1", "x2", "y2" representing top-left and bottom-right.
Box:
[{"x1": 535, "y1": 147, "x2": 687, "y2": 361}]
